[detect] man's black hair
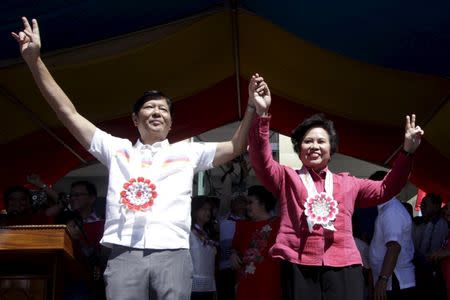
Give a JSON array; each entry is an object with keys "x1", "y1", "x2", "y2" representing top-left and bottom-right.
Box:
[{"x1": 132, "y1": 90, "x2": 173, "y2": 115}]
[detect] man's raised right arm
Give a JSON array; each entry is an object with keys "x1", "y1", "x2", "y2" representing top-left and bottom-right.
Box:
[{"x1": 12, "y1": 17, "x2": 95, "y2": 149}]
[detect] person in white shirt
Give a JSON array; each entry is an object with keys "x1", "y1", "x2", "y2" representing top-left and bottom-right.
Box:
[
  {"x1": 190, "y1": 196, "x2": 218, "y2": 300},
  {"x1": 12, "y1": 17, "x2": 264, "y2": 300},
  {"x1": 368, "y1": 171, "x2": 415, "y2": 300}
]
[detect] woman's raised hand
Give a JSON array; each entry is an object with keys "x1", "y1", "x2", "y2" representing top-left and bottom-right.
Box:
[
  {"x1": 248, "y1": 73, "x2": 271, "y2": 116},
  {"x1": 403, "y1": 114, "x2": 424, "y2": 153}
]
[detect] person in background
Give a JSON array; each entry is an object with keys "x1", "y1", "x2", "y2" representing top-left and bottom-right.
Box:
[
  {"x1": 203, "y1": 196, "x2": 221, "y2": 243},
  {"x1": 58, "y1": 181, "x2": 107, "y2": 300},
  {"x1": 231, "y1": 185, "x2": 281, "y2": 300},
  {"x1": 2, "y1": 185, "x2": 52, "y2": 225},
  {"x1": 415, "y1": 193, "x2": 448, "y2": 258},
  {"x1": 414, "y1": 193, "x2": 448, "y2": 299},
  {"x1": 68, "y1": 181, "x2": 104, "y2": 245},
  {"x1": 353, "y1": 214, "x2": 373, "y2": 300},
  {"x1": 58, "y1": 209, "x2": 102, "y2": 300},
  {"x1": 218, "y1": 194, "x2": 247, "y2": 300},
  {"x1": 48, "y1": 180, "x2": 105, "y2": 249},
  {"x1": 430, "y1": 203, "x2": 450, "y2": 299},
  {"x1": 368, "y1": 171, "x2": 415, "y2": 300},
  {"x1": 190, "y1": 196, "x2": 218, "y2": 300}
]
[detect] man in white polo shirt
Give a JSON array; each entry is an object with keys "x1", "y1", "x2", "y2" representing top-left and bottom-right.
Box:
[
  {"x1": 13, "y1": 17, "x2": 265, "y2": 300},
  {"x1": 368, "y1": 171, "x2": 416, "y2": 300}
]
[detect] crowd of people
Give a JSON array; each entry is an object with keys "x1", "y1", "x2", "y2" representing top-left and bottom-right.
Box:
[
  {"x1": 2, "y1": 15, "x2": 449, "y2": 300},
  {"x1": 3, "y1": 176, "x2": 450, "y2": 300},
  {"x1": 1, "y1": 176, "x2": 107, "y2": 299}
]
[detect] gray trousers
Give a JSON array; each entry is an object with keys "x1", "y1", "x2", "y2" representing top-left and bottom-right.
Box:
[{"x1": 104, "y1": 245, "x2": 193, "y2": 300}]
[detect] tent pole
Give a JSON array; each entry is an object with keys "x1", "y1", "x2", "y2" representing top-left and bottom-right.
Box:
[
  {"x1": 230, "y1": 0, "x2": 242, "y2": 118},
  {"x1": 0, "y1": 85, "x2": 87, "y2": 164},
  {"x1": 383, "y1": 92, "x2": 450, "y2": 166}
]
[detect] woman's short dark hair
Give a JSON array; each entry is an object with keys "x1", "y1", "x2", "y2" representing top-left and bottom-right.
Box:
[
  {"x1": 247, "y1": 185, "x2": 277, "y2": 212},
  {"x1": 290, "y1": 114, "x2": 339, "y2": 155},
  {"x1": 132, "y1": 90, "x2": 173, "y2": 115}
]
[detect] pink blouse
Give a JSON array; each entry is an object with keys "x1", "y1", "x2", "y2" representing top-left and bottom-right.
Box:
[{"x1": 248, "y1": 115, "x2": 413, "y2": 267}]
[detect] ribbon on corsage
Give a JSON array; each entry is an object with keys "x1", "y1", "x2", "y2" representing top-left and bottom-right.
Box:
[
  {"x1": 298, "y1": 167, "x2": 339, "y2": 232},
  {"x1": 120, "y1": 177, "x2": 158, "y2": 211}
]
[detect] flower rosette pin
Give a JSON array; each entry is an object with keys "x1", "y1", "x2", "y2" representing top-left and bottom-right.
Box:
[
  {"x1": 304, "y1": 192, "x2": 338, "y2": 232},
  {"x1": 120, "y1": 177, "x2": 158, "y2": 211}
]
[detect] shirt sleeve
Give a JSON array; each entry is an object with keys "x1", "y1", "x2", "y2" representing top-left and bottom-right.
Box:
[
  {"x1": 381, "y1": 206, "x2": 405, "y2": 245},
  {"x1": 355, "y1": 151, "x2": 413, "y2": 208},
  {"x1": 189, "y1": 142, "x2": 217, "y2": 173},
  {"x1": 88, "y1": 128, "x2": 131, "y2": 167},
  {"x1": 248, "y1": 115, "x2": 285, "y2": 196}
]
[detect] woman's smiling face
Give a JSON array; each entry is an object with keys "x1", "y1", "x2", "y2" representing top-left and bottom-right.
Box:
[{"x1": 299, "y1": 127, "x2": 331, "y2": 171}]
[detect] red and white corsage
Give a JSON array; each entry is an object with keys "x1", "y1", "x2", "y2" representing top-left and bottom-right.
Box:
[
  {"x1": 120, "y1": 177, "x2": 157, "y2": 211},
  {"x1": 304, "y1": 192, "x2": 338, "y2": 232}
]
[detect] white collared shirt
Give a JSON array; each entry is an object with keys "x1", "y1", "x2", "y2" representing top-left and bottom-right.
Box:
[
  {"x1": 190, "y1": 228, "x2": 217, "y2": 292},
  {"x1": 89, "y1": 128, "x2": 217, "y2": 249},
  {"x1": 369, "y1": 198, "x2": 415, "y2": 290}
]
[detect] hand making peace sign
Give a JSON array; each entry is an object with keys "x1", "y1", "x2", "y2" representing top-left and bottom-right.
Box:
[{"x1": 403, "y1": 114, "x2": 424, "y2": 153}]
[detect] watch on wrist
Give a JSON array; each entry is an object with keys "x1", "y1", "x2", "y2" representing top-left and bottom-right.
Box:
[{"x1": 378, "y1": 275, "x2": 389, "y2": 282}]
